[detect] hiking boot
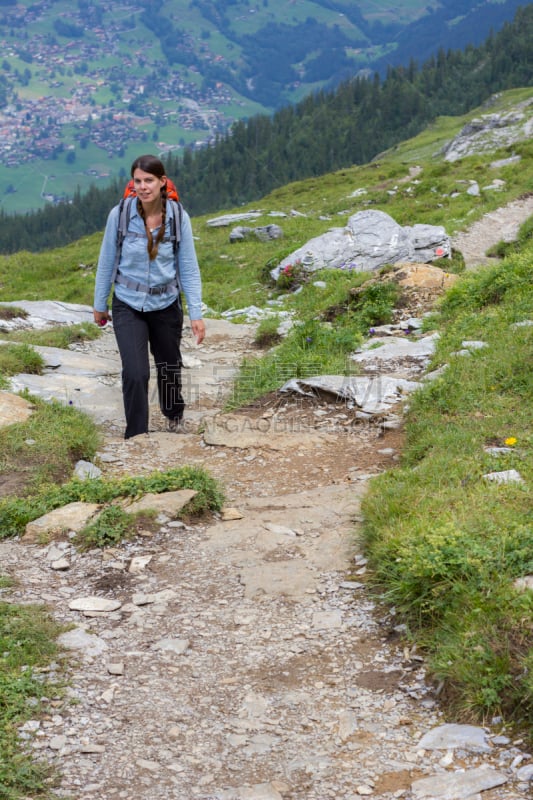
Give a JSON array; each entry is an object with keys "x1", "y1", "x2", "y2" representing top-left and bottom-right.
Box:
[{"x1": 166, "y1": 418, "x2": 185, "y2": 433}]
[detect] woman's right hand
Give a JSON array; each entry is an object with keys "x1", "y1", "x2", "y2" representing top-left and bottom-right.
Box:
[{"x1": 93, "y1": 309, "x2": 111, "y2": 327}]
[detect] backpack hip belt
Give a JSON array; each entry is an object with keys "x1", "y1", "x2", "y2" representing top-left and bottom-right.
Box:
[{"x1": 114, "y1": 274, "x2": 178, "y2": 295}]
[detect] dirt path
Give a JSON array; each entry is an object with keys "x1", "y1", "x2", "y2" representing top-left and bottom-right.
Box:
[
  {"x1": 451, "y1": 193, "x2": 533, "y2": 269},
  {"x1": 2, "y1": 199, "x2": 533, "y2": 800}
]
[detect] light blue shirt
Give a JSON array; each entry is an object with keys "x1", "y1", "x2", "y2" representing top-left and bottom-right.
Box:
[{"x1": 94, "y1": 198, "x2": 203, "y2": 319}]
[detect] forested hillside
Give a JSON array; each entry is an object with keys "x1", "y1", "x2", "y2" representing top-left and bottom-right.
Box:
[
  {"x1": 0, "y1": 4, "x2": 531, "y2": 254},
  {"x1": 0, "y1": 0, "x2": 525, "y2": 214}
]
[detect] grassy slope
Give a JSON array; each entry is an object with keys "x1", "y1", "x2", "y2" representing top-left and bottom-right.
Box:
[
  {"x1": 0, "y1": 92, "x2": 532, "y2": 798},
  {"x1": 362, "y1": 246, "x2": 533, "y2": 730},
  {"x1": 1, "y1": 89, "x2": 532, "y2": 309}
]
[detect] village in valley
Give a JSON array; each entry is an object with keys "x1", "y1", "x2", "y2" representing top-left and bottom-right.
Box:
[
  {"x1": 0, "y1": 0, "x2": 243, "y2": 203},
  {"x1": 0, "y1": 0, "x2": 522, "y2": 212}
]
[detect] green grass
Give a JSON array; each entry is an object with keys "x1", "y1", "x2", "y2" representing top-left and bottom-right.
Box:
[
  {"x1": 0, "y1": 322, "x2": 102, "y2": 350},
  {"x1": 361, "y1": 245, "x2": 533, "y2": 732},
  {"x1": 0, "y1": 396, "x2": 101, "y2": 497},
  {"x1": 0, "y1": 237, "x2": 101, "y2": 305},
  {"x1": 0, "y1": 600, "x2": 64, "y2": 799},
  {"x1": 227, "y1": 270, "x2": 405, "y2": 406},
  {"x1": 0, "y1": 86, "x2": 532, "y2": 787},
  {"x1": 75, "y1": 505, "x2": 158, "y2": 550},
  {"x1": 0, "y1": 345, "x2": 44, "y2": 388},
  {"x1": 0, "y1": 465, "x2": 224, "y2": 541}
]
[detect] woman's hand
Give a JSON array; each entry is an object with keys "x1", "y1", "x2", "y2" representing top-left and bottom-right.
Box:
[
  {"x1": 93, "y1": 309, "x2": 111, "y2": 327},
  {"x1": 191, "y1": 318, "x2": 206, "y2": 345}
]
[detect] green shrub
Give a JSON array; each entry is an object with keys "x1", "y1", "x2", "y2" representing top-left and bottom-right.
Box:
[{"x1": 349, "y1": 279, "x2": 401, "y2": 331}]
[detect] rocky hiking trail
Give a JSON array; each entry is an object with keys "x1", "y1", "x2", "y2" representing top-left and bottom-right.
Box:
[{"x1": 2, "y1": 199, "x2": 533, "y2": 800}]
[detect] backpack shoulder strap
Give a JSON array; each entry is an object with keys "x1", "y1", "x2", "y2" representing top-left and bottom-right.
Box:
[
  {"x1": 167, "y1": 199, "x2": 182, "y2": 256},
  {"x1": 111, "y1": 196, "x2": 134, "y2": 285}
]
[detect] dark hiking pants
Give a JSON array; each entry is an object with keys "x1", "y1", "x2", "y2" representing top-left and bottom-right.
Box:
[{"x1": 112, "y1": 295, "x2": 184, "y2": 439}]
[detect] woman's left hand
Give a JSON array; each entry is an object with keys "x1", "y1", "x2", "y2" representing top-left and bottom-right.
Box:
[{"x1": 191, "y1": 318, "x2": 206, "y2": 345}]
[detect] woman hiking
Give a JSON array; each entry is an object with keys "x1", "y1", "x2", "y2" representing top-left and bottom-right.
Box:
[{"x1": 93, "y1": 154, "x2": 205, "y2": 438}]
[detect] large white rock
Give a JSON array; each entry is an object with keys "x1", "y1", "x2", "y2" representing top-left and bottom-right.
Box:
[{"x1": 271, "y1": 210, "x2": 450, "y2": 279}]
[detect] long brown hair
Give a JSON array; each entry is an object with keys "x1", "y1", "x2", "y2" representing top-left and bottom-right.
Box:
[{"x1": 131, "y1": 154, "x2": 168, "y2": 261}]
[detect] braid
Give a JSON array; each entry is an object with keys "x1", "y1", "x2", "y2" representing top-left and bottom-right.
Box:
[
  {"x1": 138, "y1": 190, "x2": 167, "y2": 261},
  {"x1": 152, "y1": 192, "x2": 167, "y2": 259},
  {"x1": 137, "y1": 202, "x2": 152, "y2": 259}
]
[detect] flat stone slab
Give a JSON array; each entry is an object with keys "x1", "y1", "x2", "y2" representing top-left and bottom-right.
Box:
[
  {"x1": 122, "y1": 489, "x2": 197, "y2": 516},
  {"x1": 207, "y1": 211, "x2": 263, "y2": 227},
  {"x1": 312, "y1": 610, "x2": 343, "y2": 629},
  {"x1": 417, "y1": 723, "x2": 490, "y2": 752},
  {"x1": 204, "y1": 483, "x2": 365, "y2": 600},
  {"x1": 68, "y1": 596, "x2": 122, "y2": 612},
  {"x1": 352, "y1": 333, "x2": 439, "y2": 371},
  {"x1": 0, "y1": 390, "x2": 34, "y2": 428},
  {"x1": 33, "y1": 344, "x2": 121, "y2": 376},
  {"x1": 483, "y1": 469, "x2": 524, "y2": 484},
  {"x1": 153, "y1": 637, "x2": 190, "y2": 655},
  {"x1": 411, "y1": 766, "x2": 507, "y2": 799},
  {"x1": 0, "y1": 300, "x2": 94, "y2": 329},
  {"x1": 514, "y1": 574, "x2": 533, "y2": 592},
  {"x1": 203, "y1": 414, "x2": 336, "y2": 450},
  {"x1": 8, "y1": 372, "x2": 124, "y2": 426},
  {"x1": 132, "y1": 589, "x2": 178, "y2": 606},
  {"x1": 57, "y1": 627, "x2": 108, "y2": 658},
  {"x1": 23, "y1": 502, "x2": 101, "y2": 542},
  {"x1": 219, "y1": 783, "x2": 283, "y2": 800},
  {"x1": 238, "y1": 560, "x2": 317, "y2": 600}
]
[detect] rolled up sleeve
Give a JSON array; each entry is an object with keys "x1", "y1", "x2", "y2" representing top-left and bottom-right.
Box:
[
  {"x1": 94, "y1": 206, "x2": 120, "y2": 312},
  {"x1": 177, "y1": 210, "x2": 203, "y2": 320}
]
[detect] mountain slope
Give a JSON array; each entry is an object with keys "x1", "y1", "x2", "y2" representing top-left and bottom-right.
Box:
[
  {"x1": 1, "y1": 0, "x2": 531, "y2": 253},
  {"x1": 0, "y1": 0, "x2": 526, "y2": 214}
]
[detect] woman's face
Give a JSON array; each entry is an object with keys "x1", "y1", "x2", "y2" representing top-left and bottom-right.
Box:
[{"x1": 132, "y1": 168, "x2": 166, "y2": 204}]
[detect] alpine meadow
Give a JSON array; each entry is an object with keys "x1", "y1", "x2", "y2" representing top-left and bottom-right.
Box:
[{"x1": 0, "y1": 4, "x2": 532, "y2": 799}]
